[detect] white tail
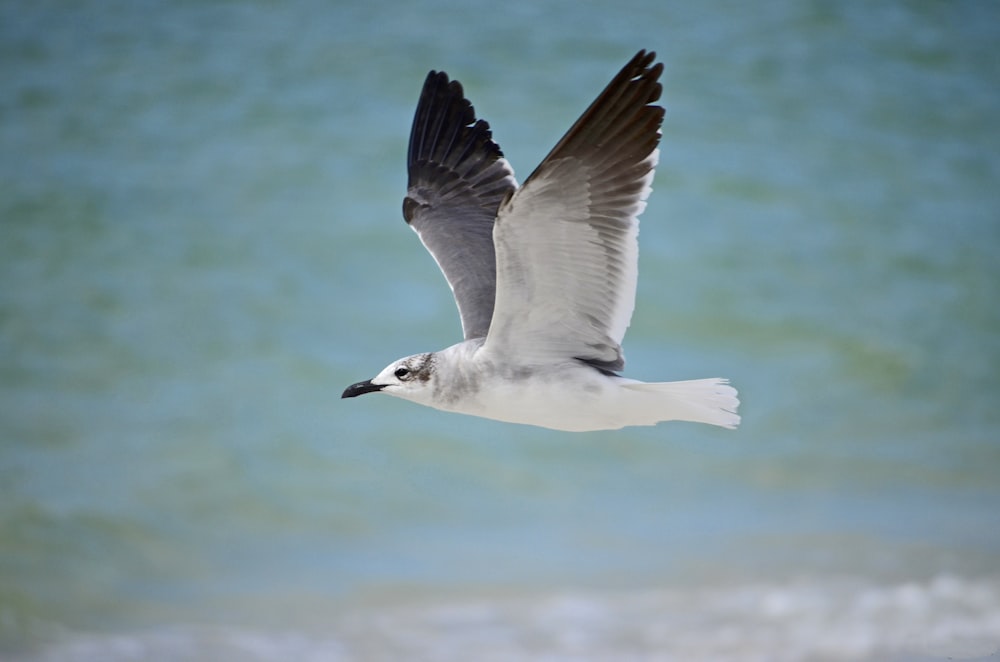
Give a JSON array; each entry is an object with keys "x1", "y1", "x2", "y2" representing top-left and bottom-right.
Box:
[{"x1": 620, "y1": 378, "x2": 741, "y2": 429}]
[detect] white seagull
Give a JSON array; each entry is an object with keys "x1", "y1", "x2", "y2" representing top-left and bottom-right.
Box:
[{"x1": 342, "y1": 50, "x2": 740, "y2": 431}]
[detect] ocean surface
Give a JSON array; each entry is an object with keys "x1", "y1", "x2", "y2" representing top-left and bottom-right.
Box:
[{"x1": 2, "y1": 1, "x2": 999, "y2": 660}]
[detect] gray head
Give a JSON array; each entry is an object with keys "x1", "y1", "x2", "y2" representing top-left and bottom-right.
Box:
[{"x1": 342, "y1": 353, "x2": 435, "y2": 403}]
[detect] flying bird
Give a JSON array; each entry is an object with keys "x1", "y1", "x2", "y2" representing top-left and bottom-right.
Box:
[{"x1": 342, "y1": 50, "x2": 740, "y2": 431}]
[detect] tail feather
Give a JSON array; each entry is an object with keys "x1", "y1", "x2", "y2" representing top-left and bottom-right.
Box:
[{"x1": 620, "y1": 378, "x2": 740, "y2": 429}]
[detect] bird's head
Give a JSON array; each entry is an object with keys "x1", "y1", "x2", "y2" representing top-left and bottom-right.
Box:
[{"x1": 341, "y1": 353, "x2": 436, "y2": 404}]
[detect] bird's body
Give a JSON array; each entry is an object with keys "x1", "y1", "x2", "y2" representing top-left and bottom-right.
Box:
[
  {"x1": 357, "y1": 339, "x2": 738, "y2": 431},
  {"x1": 342, "y1": 50, "x2": 740, "y2": 431}
]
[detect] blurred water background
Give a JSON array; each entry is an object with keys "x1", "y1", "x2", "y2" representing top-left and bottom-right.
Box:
[{"x1": 2, "y1": 1, "x2": 999, "y2": 660}]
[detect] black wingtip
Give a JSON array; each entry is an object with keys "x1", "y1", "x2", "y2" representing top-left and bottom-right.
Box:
[{"x1": 518, "y1": 49, "x2": 664, "y2": 187}]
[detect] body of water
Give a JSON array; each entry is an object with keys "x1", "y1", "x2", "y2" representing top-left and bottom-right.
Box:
[{"x1": 2, "y1": 1, "x2": 999, "y2": 660}]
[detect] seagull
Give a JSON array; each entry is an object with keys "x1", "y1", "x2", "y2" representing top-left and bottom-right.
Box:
[{"x1": 342, "y1": 50, "x2": 740, "y2": 431}]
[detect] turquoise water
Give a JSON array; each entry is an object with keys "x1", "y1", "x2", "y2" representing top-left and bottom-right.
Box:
[{"x1": 2, "y1": 1, "x2": 1000, "y2": 660}]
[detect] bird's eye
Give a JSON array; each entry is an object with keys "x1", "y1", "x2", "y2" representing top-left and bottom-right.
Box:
[{"x1": 394, "y1": 367, "x2": 410, "y2": 379}]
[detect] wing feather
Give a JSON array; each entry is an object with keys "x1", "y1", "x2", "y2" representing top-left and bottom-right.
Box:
[
  {"x1": 483, "y1": 50, "x2": 664, "y2": 371},
  {"x1": 403, "y1": 71, "x2": 517, "y2": 340}
]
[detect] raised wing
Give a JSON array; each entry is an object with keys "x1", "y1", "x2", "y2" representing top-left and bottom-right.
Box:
[
  {"x1": 403, "y1": 71, "x2": 518, "y2": 340},
  {"x1": 483, "y1": 50, "x2": 664, "y2": 371}
]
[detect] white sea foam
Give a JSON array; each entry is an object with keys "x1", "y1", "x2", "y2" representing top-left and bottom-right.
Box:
[{"x1": 11, "y1": 576, "x2": 1000, "y2": 662}]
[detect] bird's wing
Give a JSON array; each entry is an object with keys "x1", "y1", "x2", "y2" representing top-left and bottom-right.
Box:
[
  {"x1": 403, "y1": 71, "x2": 518, "y2": 340},
  {"x1": 482, "y1": 50, "x2": 664, "y2": 372}
]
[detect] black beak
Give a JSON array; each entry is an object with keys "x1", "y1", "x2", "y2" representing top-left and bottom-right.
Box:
[{"x1": 341, "y1": 379, "x2": 385, "y2": 399}]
